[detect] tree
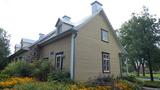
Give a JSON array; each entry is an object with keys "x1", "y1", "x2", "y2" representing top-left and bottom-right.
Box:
[
  {"x1": 0, "y1": 28, "x2": 10, "y2": 70},
  {"x1": 119, "y1": 7, "x2": 160, "y2": 81}
]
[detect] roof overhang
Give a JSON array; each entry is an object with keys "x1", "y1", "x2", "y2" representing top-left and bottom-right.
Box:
[
  {"x1": 8, "y1": 48, "x2": 28, "y2": 59},
  {"x1": 39, "y1": 29, "x2": 77, "y2": 47}
]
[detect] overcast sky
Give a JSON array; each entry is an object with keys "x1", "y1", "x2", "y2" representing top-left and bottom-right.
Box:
[{"x1": 0, "y1": 0, "x2": 160, "y2": 54}]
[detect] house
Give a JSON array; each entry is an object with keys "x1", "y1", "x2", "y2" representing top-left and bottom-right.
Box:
[
  {"x1": 9, "y1": 38, "x2": 35, "y2": 61},
  {"x1": 9, "y1": 1, "x2": 126, "y2": 81}
]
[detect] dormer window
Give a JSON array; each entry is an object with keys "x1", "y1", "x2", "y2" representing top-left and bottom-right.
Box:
[
  {"x1": 55, "y1": 15, "x2": 74, "y2": 34},
  {"x1": 57, "y1": 25, "x2": 62, "y2": 34}
]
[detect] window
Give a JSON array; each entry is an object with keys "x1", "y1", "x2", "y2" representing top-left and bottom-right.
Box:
[
  {"x1": 101, "y1": 29, "x2": 109, "y2": 42},
  {"x1": 102, "y1": 52, "x2": 110, "y2": 73},
  {"x1": 55, "y1": 52, "x2": 64, "y2": 70},
  {"x1": 50, "y1": 51, "x2": 54, "y2": 56}
]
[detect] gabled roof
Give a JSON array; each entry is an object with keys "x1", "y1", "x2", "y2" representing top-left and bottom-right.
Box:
[
  {"x1": 55, "y1": 18, "x2": 74, "y2": 27},
  {"x1": 11, "y1": 8, "x2": 126, "y2": 55},
  {"x1": 8, "y1": 48, "x2": 28, "y2": 59},
  {"x1": 74, "y1": 9, "x2": 127, "y2": 54},
  {"x1": 29, "y1": 30, "x2": 56, "y2": 47}
]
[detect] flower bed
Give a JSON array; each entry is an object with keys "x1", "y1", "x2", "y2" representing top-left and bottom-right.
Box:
[
  {"x1": 0, "y1": 77, "x2": 34, "y2": 89},
  {"x1": 70, "y1": 85, "x2": 112, "y2": 90},
  {"x1": 115, "y1": 80, "x2": 133, "y2": 90}
]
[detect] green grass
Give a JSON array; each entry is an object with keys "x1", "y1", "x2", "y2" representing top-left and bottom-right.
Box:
[
  {"x1": 139, "y1": 74, "x2": 160, "y2": 78},
  {"x1": 129, "y1": 73, "x2": 160, "y2": 79},
  {"x1": 144, "y1": 81, "x2": 160, "y2": 88}
]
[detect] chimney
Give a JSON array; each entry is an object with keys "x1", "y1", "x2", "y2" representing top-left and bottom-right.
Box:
[
  {"x1": 15, "y1": 44, "x2": 21, "y2": 52},
  {"x1": 62, "y1": 15, "x2": 71, "y2": 22},
  {"x1": 39, "y1": 33, "x2": 45, "y2": 39},
  {"x1": 91, "y1": 1, "x2": 103, "y2": 14}
]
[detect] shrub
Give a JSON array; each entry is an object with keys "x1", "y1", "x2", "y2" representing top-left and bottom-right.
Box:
[
  {"x1": 14, "y1": 82, "x2": 112, "y2": 90},
  {"x1": 70, "y1": 84, "x2": 112, "y2": 90},
  {"x1": 31, "y1": 59, "x2": 51, "y2": 81},
  {"x1": 117, "y1": 75, "x2": 143, "y2": 90},
  {"x1": 144, "y1": 81, "x2": 160, "y2": 88},
  {"x1": 2, "y1": 61, "x2": 33, "y2": 77},
  {"x1": 14, "y1": 82, "x2": 70, "y2": 90},
  {"x1": 47, "y1": 71, "x2": 71, "y2": 83},
  {"x1": 88, "y1": 75, "x2": 114, "y2": 86},
  {"x1": 115, "y1": 80, "x2": 133, "y2": 90},
  {"x1": 119, "y1": 75, "x2": 143, "y2": 86},
  {"x1": 0, "y1": 73, "x2": 9, "y2": 81}
]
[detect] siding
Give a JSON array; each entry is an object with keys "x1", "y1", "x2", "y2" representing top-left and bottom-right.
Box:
[
  {"x1": 40, "y1": 35, "x2": 72, "y2": 72},
  {"x1": 75, "y1": 14, "x2": 121, "y2": 81}
]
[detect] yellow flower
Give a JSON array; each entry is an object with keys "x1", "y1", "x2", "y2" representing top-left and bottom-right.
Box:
[{"x1": 0, "y1": 77, "x2": 34, "y2": 88}]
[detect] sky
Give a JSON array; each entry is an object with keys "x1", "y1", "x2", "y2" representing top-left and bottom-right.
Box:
[{"x1": 0, "y1": 0, "x2": 160, "y2": 54}]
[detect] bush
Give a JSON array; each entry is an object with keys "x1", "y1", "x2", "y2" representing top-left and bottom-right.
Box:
[
  {"x1": 120, "y1": 75, "x2": 143, "y2": 86},
  {"x1": 14, "y1": 82, "x2": 70, "y2": 90},
  {"x1": 31, "y1": 59, "x2": 51, "y2": 81},
  {"x1": 14, "y1": 82, "x2": 112, "y2": 90},
  {"x1": 0, "y1": 73, "x2": 9, "y2": 81},
  {"x1": 88, "y1": 75, "x2": 114, "y2": 86},
  {"x1": 144, "y1": 81, "x2": 160, "y2": 88},
  {"x1": 117, "y1": 76, "x2": 143, "y2": 90},
  {"x1": 47, "y1": 71, "x2": 71, "y2": 83},
  {"x1": 2, "y1": 60, "x2": 34, "y2": 77},
  {"x1": 115, "y1": 80, "x2": 133, "y2": 90}
]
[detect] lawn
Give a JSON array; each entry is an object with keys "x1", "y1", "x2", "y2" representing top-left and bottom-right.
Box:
[{"x1": 129, "y1": 73, "x2": 160, "y2": 79}]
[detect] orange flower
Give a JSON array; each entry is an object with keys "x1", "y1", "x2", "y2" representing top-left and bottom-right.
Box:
[{"x1": 0, "y1": 77, "x2": 34, "y2": 88}]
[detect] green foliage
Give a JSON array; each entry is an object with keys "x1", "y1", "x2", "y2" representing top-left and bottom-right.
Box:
[
  {"x1": 2, "y1": 59, "x2": 51, "y2": 81},
  {"x1": 0, "y1": 28, "x2": 10, "y2": 70},
  {"x1": 2, "y1": 60, "x2": 33, "y2": 77},
  {"x1": 119, "y1": 6, "x2": 160, "y2": 80},
  {"x1": 120, "y1": 75, "x2": 143, "y2": 86},
  {"x1": 87, "y1": 75, "x2": 114, "y2": 86},
  {"x1": 14, "y1": 82, "x2": 70, "y2": 90},
  {"x1": 31, "y1": 59, "x2": 51, "y2": 81},
  {"x1": 0, "y1": 73, "x2": 9, "y2": 81},
  {"x1": 47, "y1": 71, "x2": 71, "y2": 83},
  {"x1": 144, "y1": 81, "x2": 160, "y2": 88},
  {"x1": 117, "y1": 79, "x2": 142, "y2": 90}
]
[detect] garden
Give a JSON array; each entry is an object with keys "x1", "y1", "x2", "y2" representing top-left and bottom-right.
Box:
[{"x1": 0, "y1": 60, "x2": 144, "y2": 90}]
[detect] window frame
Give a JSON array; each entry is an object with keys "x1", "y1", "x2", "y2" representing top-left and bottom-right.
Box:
[
  {"x1": 101, "y1": 29, "x2": 109, "y2": 42},
  {"x1": 55, "y1": 52, "x2": 64, "y2": 70},
  {"x1": 102, "y1": 52, "x2": 110, "y2": 73}
]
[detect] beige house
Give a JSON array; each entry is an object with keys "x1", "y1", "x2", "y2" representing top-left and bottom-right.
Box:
[{"x1": 9, "y1": 1, "x2": 126, "y2": 81}]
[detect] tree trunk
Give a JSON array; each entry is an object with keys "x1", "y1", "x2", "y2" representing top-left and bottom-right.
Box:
[
  {"x1": 148, "y1": 49, "x2": 154, "y2": 81},
  {"x1": 142, "y1": 62, "x2": 145, "y2": 76},
  {"x1": 135, "y1": 61, "x2": 140, "y2": 76},
  {"x1": 137, "y1": 65, "x2": 140, "y2": 76}
]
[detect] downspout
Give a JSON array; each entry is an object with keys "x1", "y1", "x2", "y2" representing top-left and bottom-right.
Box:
[{"x1": 70, "y1": 31, "x2": 77, "y2": 80}]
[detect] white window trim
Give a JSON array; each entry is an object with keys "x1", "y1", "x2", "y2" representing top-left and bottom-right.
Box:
[
  {"x1": 102, "y1": 52, "x2": 110, "y2": 73},
  {"x1": 101, "y1": 29, "x2": 109, "y2": 42}
]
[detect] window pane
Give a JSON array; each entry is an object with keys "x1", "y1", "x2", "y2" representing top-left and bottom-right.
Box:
[
  {"x1": 102, "y1": 53, "x2": 110, "y2": 72},
  {"x1": 102, "y1": 30, "x2": 108, "y2": 41},
  {"x1": 55, "y1": 53, "x2": 64, "y2": 70},
  {"x1": 56, "y1": 57, "x2": 61, "y2": 68},
  {"x1": 103, "y1": 60, "x2": 107, "y2": 71},
  {"x1": 106, "y1": 60, "x2": 110, "y2": 71}
]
